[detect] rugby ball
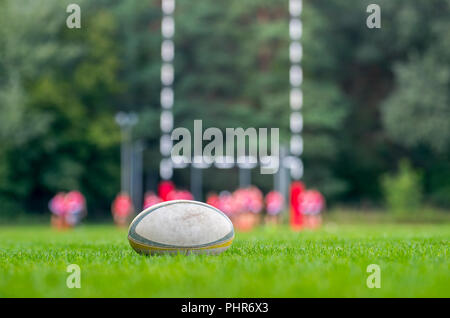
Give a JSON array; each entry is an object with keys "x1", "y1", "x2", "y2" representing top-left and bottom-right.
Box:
[{"x1": 128, "y1": 200, "x2": 234, "y2": 255}]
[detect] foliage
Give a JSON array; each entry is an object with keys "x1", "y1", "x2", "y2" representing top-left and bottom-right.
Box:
[
  {"x1": 381, "y1": 160, "x2": 423, "y2": 215},
  {"x1": 312, "y1": 0, "x2": 450, "y2": 203},
  {"x1": 0, "y1": 0, "x2": 122, "y2": 215},
  {"x1": 0, "y1": 0, "x2": 449, "y2": 215},
  {"x1": 382, "y1": 54, "x2": 450, "y2": 154},
  {"x1": 378, "y1": 0, "x2": 450, "y2": 152},
  {"x1": 173, "y1": 0, "x2": 349, "y2": 198}
]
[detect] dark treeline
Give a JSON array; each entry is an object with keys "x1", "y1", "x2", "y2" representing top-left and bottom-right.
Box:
[{"x1": 0, "y1": 0, "x2": 449, "y2": 216}]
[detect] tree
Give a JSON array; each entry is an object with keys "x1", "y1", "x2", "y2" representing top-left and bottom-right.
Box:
[
  {"x1": 173, "y1": 0, "x2": 350, "y2": 198},
  {"x1": 0, "y1": 0, "x2": 122, "y2": 215}
]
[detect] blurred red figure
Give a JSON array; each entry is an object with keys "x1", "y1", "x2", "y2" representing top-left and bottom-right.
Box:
[
  {"x1": 176, "y1": 190, "x2": 194, "y2": 200},
  {"x1": 65, "y1": 190, "x2": 87, "y2": 227},
  {"x1": 233, "y1": 186, "x2": 263, "y2": 232},
  {"x1": 166, "y1": 189, "x2": 194, "y2": 201},
  {"x1": 300, "y1": 190, "x2": 325, "y2": 229},
  {"x1": 290, "y1": 181, "x2": 305, "y2": 231},
  {"x1": 158, "y1": 181, "x2": 175, "y2": 201},
  {"x1": 247, "y1": 186, "x2": 264, "y2": 214},
  {"x1": 217, "y1": 191, "x2": 237, "y2": 217},
  {"x1": 49, "y1": 191, "x2": 87, "y2": 229},
  {"x1": 264, "y1": 191, "x2": 284, "y2": 225},
  {"x1": 206, "y1": 193, "x2": 220, "y2": 209},
  {"x1": 232, "y1": 188, "x2": 247, "y2": 213},
  {"x1": 143, "y1": 191, "x2": 162, "y2": 210},
  {"x1": 49, "y1": 192, "x2": 69, "y2": 230},
  {"x1": 111, "y1": 192, "x2": 134, "y2": 227}
]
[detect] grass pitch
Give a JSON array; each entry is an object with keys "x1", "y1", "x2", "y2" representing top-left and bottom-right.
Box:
[{"x1": 0, "y1": 224, "x2": 448, "y2": 297}]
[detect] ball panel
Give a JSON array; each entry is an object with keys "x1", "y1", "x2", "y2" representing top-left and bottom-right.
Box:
[
  {"x1": 127, "y1": 200, "x2": 234, "y2": 254},
  {"x1": 134, "y1": 202, "x2": 232, "y2": 247}
]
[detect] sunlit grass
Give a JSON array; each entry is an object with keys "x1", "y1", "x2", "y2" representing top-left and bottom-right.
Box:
[{"x1": 0, "y1": 224, "x2": 448, "y2": 297}]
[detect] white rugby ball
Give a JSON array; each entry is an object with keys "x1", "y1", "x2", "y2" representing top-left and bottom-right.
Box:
[{"x1": 128, "y1": 200, "x2": 234, "y2": 255}]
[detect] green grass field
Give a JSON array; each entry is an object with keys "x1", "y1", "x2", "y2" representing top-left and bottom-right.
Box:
[{"x1": 0, "y1": 224, "x2": 449, "y2": 297}]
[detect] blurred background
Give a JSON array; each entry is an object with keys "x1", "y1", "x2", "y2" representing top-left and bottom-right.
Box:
[{"x1": 0, "y1": 0, "x2": 449, "y2": 223}]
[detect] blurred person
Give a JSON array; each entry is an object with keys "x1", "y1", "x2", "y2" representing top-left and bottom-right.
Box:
[
  {"x1": 300, "y1": 190, "x2": 325, "y2": 229},
  {"x1": 232, "y1": 186, "x2": 263, "y2": 231},
  {"x1": 217, "y1": 191, "x2": 236, "y2": 218},
  {"x1": 143, "y1": 191, "x2": 163, "y2": 210},
  {"x1": 166, "y1": 189, "x2": 194, "y2": 201},
  {"x1": 49, "y1": 192, "x2": 69, "y2": 230},
  {"x1": 65, "y1": 190, "x2": 87, "y2": 227},
  {"x1": 290, "y1": 181, "x2": 305, "y2": 231},
  {"x1": 156, "y1": 181, "x2": 194, "y2": 202},
  {"x1": 206, "y1": 192, "x2": 220, "y2": 209},
  {"x1": 264, "y1": 190, "x2": 284, "y2": 225},
  {"x1": 232, "y1": 188, "x2": 249, "y2": 231},
  {"x1": 158, "y1": 181, "x2": 175, "y2": 201},
  {"x1": 111, "y1": 192, "x2": 134, "y2": 227},
  {"x1": 247, "y1": 186, "x2": 264, "y2": 228},
  {"x1": 247, "y1": 186, "x2": 264, "y2": 214},
  {"x1": 177, "y1": 190, "x2": 194, "y2": 200}
]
